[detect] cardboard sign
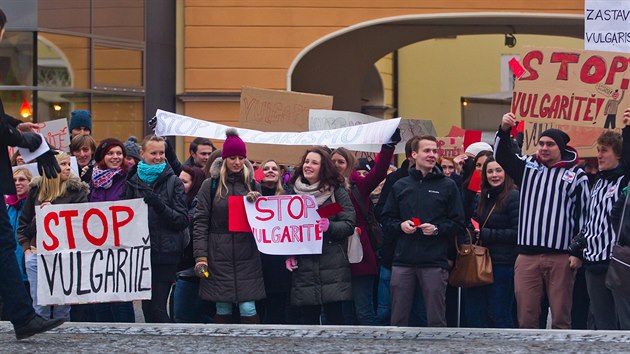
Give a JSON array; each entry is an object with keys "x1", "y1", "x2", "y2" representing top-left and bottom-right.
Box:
[
  {"x1": 35, "y1": 118, "x2": 71, "y2": 152},
  {"x1": 436, "y1": 137, "x2": 464, "y2": 157},
  {"x1": 243, "y1": 194, "x2": 323, "y2": 255},
  {"x1": 35, "y1": 199, "x2": 151, "y2": 305},
  {"x1": 513, "y1": 47, "x2": 630, "y2": 157},
  {"x1": 154, "y1": 110, "x2": 400, "y2": 152},
  {"x1": 585, "y1": 0, "x2": 630, "y2": 53},
  {"x1": 240, "y1": 87, "x2": 333, "y2": 165}
]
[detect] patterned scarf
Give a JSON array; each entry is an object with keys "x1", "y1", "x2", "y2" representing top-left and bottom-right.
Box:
[
  {"x1": 92, "y1": 166, "x2": 124, "y2": 189},
  {"x1": 292, "y1": 178, "x2": 333, "y2": 206},
  {"x1": 137, "y1": 161, "x2": 166, "y2": 185}
]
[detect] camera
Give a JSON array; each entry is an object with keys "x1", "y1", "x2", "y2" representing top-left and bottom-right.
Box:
[{"x1": 568, "y1": 231, "x2": 587, "y2": 257}]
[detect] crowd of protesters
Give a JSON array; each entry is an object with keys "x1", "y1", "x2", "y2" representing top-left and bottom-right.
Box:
[{"x1": 2, "y1": 104, "x2": 628, "y2": 333}]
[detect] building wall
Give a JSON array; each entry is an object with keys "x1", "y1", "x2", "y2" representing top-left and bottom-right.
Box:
[{"x1": 181, "y1": 0, "x2": 584, "y2": 145}]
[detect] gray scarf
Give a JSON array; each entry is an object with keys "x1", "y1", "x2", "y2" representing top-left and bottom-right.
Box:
[{"x1": 292, "y1": 178, "x2": 333, "y2": 206}]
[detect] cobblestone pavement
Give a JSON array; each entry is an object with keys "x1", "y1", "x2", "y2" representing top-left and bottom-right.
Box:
[{"x1": 1, "y1": 323, "x2": 630, "y2": 353}]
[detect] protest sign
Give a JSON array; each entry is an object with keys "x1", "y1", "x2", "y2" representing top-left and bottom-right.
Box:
[
  {"x1": 436, "y1": 137, "x2": 464, "y2": 157},
  {"x1": 512, "y1": 47, "x2": 630, "y2": 156},
  {"x1": 35, "y1": 199, "x2": 151, "y2": 305},
  {"x1": 585, "y1": 0, "x2": 630, "y2": 53},
  {"x1": 35, "y1": 118, "x2": 71, "y2": 152},
  {"x1": 154, "y1": 110, "x2": 400, "y2": 151},
  {"x1": 243, "y1": 194, "x2": 323, "y2": 255},
  {"x1": 240, "y1": 87, "x2": 333, "y2": 165}
]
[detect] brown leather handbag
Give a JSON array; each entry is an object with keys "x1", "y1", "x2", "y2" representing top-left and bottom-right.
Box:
[{"x1": 449, "y1": 206, "x2": 495, "y2": 288}]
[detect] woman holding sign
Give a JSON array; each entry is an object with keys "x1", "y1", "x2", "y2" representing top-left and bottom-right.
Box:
[
  {"x1": 18, "y1": 151, "x2": 89, "y2": 320},
  {"x1": 89, "y1": 138, "x2": 135, "y2": 323},
  {"x1": 193, "y1": 129, "x2": 265, "y2": 324},
  {"x1": 288, "y1": 146, "x2": 356, "y2": 325},
  {"x1": 329, "y1": 128, "x2": 399, "y2": 326},
  {"x1": 123, "y1": 135, "x2": 189, "y2": 323}
]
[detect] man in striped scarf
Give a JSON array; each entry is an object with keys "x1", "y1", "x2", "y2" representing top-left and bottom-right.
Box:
[{"x1": 495, "y1": 113, "x2": 590, "y2": 329}]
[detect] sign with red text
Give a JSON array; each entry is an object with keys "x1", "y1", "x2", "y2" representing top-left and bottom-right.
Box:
[
  {"x1": 436, "y1": 137, "x2": 464, "y2": 157},
  {"x1": 35, "y1": 199, "x2": 151, "y2": 306},
  {"x1": 243, "y1": 194, "x2": 323, "y2": 255},
  {"x1": 32, "y1": 118, "x2": 70, "y2": 152},
  {"x1": 514, "y1": 47, "x2": 630, "y2": 156}
]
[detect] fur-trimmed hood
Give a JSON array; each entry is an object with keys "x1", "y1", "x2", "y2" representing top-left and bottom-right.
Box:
[
  {"x1": 208, "y1": 156, "x2": 255, "y2": 180},
  {"x1": 30, "y1": 174, "x2": 90, "y2": 194}
]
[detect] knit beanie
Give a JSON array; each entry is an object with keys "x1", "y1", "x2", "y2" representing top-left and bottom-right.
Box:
[
  {"x1": 221, "y1": 129, "x2": 247, "y2": 159},
  {"x1": 94, "y1": 138, "x2": 126, "y2": 163},
  {"x1": 124, "y1": 136, "x2": 142, "y2": 162},
  {"x1": 540, "y1": 128, "x2": 570, "y2": 152},
  {"x1": 69, "y1": 110, "x2": 92, "y2": 132},
  {"x1": 356, "y1": 158, "x2": 373, "y2": 172}
]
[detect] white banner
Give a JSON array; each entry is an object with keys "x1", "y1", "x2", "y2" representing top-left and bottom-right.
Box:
[
  {"x1": 35, "y1": 199, "x2": 151, "y2": 305},
  {"x1": 244, "y1": 195, "x2": 323, "y2": 255},
  {"x1": 154, "y1": 109, "x2": 400, "y2": 152},
  {"x1": 585, "y1": 0, "x2": 630, "y2": 53}
]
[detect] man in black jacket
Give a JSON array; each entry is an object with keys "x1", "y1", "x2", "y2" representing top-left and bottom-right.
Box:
[
  {"x1": 0, "y1": 8, "x2": 64, "y2": 340},
  {"x1": 382, "y1": 135, "x2": 465, "y2": 327}
]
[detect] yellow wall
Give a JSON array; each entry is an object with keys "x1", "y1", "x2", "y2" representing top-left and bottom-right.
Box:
[{"x1": 398, "y1": 34, "x2": 584, "y2": 135}]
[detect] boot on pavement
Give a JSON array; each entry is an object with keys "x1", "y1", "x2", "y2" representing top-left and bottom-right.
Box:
[
  {"x1": 14, "y1": 315, "x2": 65, "y2": 340},
  {"x1": 240, "y1": 314, "x2": 260, "y2": 324}
]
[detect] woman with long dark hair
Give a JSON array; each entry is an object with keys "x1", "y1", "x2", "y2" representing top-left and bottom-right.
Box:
[
  {"x1": 288, "y1": 146, "x2": 356, "y2": 325},
  {"x1": 464, "y1": 156, "x2": 519, "y2": 328}
]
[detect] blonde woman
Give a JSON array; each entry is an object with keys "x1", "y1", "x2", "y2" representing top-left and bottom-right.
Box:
[{"x1": 18, "y1": 152, "x2": 89, "y2": 320}]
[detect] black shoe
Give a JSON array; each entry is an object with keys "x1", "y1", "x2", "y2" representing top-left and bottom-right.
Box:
[{"x1": 14, "y1": 315, "x2": 65, "y2": 340}]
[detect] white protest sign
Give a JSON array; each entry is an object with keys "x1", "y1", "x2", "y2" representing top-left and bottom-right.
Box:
[
  {"x1": 154, "y1": 109, "x2": 400, "y2": 152},
  {"x1": 585, "y1": 0, "x2": 630, "y2": 53},
  {"x1": 244, "y1": 194, "x2": 323, "y2": 255},
  {"x1": 13, "y1": 156, "x2": 80, "y2": 178},
  {"x1": 35, "y1": 118, "x2": 71, "y2": 152},
  {"x1": 35, "y1": 199, "x2": 151, "y2": 305},
  {"x1": 18, "y1": 134, "x2": 50, "y2": 163}
]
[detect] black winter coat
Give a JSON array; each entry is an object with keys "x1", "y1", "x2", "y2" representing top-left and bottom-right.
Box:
[
  {"x1": 0, "y1": 100, "x2": 33, "y2": 195},
  {"x1": 474, "y1": 188, "x2": 519, "y2": 266},
  {"x1": 290, "y1": 185, "x2": 356, "y2": 306},
  {"x1": 124, "y1": 163, "x2": 189, "y2": 265},
  {"x1": 193, "y1": 158, "x2": 265, "y2": 303},
  {"x1": 381, "y1": 165, "x2": 465, "y2": 269}
]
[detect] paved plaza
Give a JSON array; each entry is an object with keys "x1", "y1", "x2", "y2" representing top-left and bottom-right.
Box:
[{"x1": 0, "y1": 322, "x2": 629, "y2": 353}]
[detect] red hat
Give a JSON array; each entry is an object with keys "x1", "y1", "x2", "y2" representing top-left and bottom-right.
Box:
[{"x1": 221, "y1": 128, "x2": 247, "y2": 159}]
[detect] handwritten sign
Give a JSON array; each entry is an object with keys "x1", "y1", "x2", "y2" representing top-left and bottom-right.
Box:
[
  {"x1": 437, "y1": 137, "x2": 464, "y2": 157},
  {"x1": 154, "y1": 110, "x2": 400, "y2": 151},
  {"x1": 240, "y1": 87, "x2": 333, "y2": 165},
  {"x1": 585, "y1": 0, "x2": 630, "y2": 53},
  {"x1": 34, "y1": 118, "x2": 71, "y2": 152},
  {"x1": 35, "y1": 199, "x2": 151, "y2": 305},
  {"x1": 244, "y1": 194, "x2": 323, "y2": 255},
  {"x1": 513, "y1": 47, "x2": 630, "y2": 156}
]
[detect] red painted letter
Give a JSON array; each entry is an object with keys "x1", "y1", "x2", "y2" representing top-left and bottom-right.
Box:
[{"x1": 109, "y1": 205, "x2": 134, "y2": 247}]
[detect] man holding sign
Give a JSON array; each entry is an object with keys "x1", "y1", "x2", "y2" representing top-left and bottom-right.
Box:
[{"x1": 0, "y1": 8, "x2": 65, "y2": 340}]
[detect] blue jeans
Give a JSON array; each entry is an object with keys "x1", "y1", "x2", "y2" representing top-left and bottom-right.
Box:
[
  {"x1": 216, "y1": 301, "x2": 256, "y2": 317},
  {"x1": 94, "y1": 302, "x2": 135, "y2": 323},
  {"x1": 0, "y1": 198, "x2": 36, "y2": 326},
  {"x1": 376, "y1": 266, "x2": 427, "y2": 326},
  {"x1": 173, "y1": 278, "x2": 212, "y2": 323},
  {"x1": 464, "y1": 264, "x2": 515, "y2": 328},
  {"x1": 343, "y1": 275, "x2": 376, "y2": 325},
  {"x1": 25, "y1": 253, "x2": 71, "y2": 320}
]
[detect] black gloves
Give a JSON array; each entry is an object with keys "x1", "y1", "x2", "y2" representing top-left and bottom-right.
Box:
[
  {"x1": 20, "y1": 132, "x2": 43, "y2": 152},
  {"x1": 385, "y1": 128, "x2": 401, "y2": 148},
  {"x1": 36, "y1": 150, "x2": 61, "y2": 179},
  {"x1": 144, "y1": 192, "x2": 166, "y2": 213}
]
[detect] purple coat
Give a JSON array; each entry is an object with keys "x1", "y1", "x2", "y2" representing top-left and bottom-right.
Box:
[
  {"x1": 90, "y1": 172, "x2": 127, "y2": 202},
  {"x1": 348, "y1": 145, "x2": 395, "y2": 277}
]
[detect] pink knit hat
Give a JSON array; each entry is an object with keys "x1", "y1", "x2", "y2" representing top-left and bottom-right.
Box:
[{"x1": 221, "y1": 128, "x2": 247, "y2": 158}]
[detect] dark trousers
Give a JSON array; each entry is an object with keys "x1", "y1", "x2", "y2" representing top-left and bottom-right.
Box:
[
  {"x1": 259, "y1": 291, "x2": 293, "y2": 324},
  {"x1": 604, "y1": 114, "x2": 617, "y2": 129},
  {"x1": 584, "y1": 268, "x2": 630, "y2": 330},
  {"x1": 143, "y1": 264, "x2": 177, "y2": 323},
  {"x1": 0, "y1": 198, "x2": 35, "y2": 327},
  {"x1": 390, "y1": 266, "x2": 448, "y2": 327},
  {"x1": 463, "y1": 265, "x2": 516, "y2": 328},
  {"x1": 94, "y1": 302, "x2": 135, "y2": 323},
  {"x1": 298, "y1": 301, "x2": 344, "y2": 325}
]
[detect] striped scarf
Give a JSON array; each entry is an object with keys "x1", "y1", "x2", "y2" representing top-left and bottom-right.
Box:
[{"x1": 92, "y1": 166, "x2": 123, "y2": 189}]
